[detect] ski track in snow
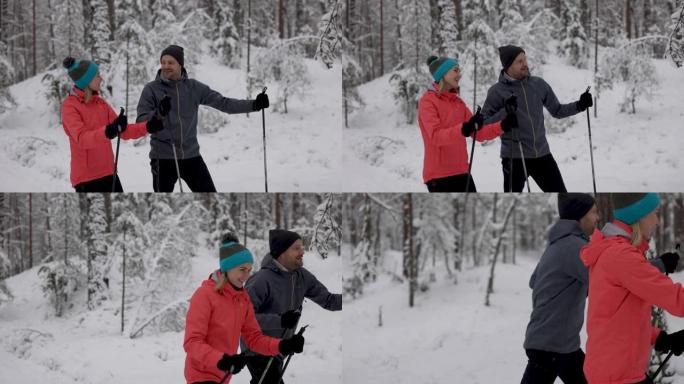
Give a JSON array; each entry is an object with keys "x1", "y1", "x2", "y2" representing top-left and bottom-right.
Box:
[
  {"x1": 344, "y1": 250, "x2": 684, "y2": 383},
  {"x1": 0, "y1": 249, "x2": 342, "y2": 383},
  {"x1": 343, "y1": 56, "x2": 684, "y2": 192},
  {"x1": 0, "y1": 56, "x2": 342, "y2": 192}
]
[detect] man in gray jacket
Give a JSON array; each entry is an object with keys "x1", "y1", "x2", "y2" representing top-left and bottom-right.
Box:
[
  {"x1": 136, "y1": 44, "x2": 269, "y2": 192},
  {"x1": 243, "y1": 229, "x2": 342, "y2": 384},
  {"x1": 521, "y1": 194, "x2": 677, "y2": 384},
  {"x1": 483, "y1": 45, "x2": 593, "y2": 192}
]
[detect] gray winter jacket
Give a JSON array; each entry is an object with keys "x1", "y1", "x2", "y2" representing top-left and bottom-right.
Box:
[
  {"x1": 482, "y1": 71, "x2": 581, "y2": 159},
  {"x1": 523, "y1": 220, "x2": 665, "y2": 353},
  {"x1": 243, "y1": 254, "x2": 342, "y2": 340},
  {"x1": 136, "y1": 68, "x2": 254, "y2": 160}
]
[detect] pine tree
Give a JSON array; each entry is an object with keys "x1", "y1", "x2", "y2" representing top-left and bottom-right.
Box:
[
  {"x1": 314, "y1": 0, "x2": 342, "y2": 69},
  {"x1": 668, "y1": 3, "x2": 684, "y2": 67},
  {"x1": 88, "y1": 0, "x2": 113, "y2": 67},
  {"x1": 86, "y1": 193, "x2": 108, "y2": 310},
  {"x1": 310, "y1": 194, "x2": 341, "y2": 259},
  {"x1": 559, "y1": 2, "x2": 590, "y2": 68},
  {"x1": 212, "y1": 2, "x2": 241, "y2": 68}
]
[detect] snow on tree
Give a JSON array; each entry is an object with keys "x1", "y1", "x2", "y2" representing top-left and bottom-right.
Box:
[
  {"x1": 389, "y1": 67, "x2": 431, "y2": 124},
  {"x1": 309, "y1": 194, "x2": 341, "y2": 259},
  {"x1": 0, "y1": 42, "x2": 16, "y2": 114},
  {"x1": 53, "y1": 0, "x2": 85, "y2": 58},
  {"x1": 344, "y1": 194, "x2": 375, "y2": 299},
  {"x1": 597, "y1": 39, "x2": 659, "y2": 114},
  {"x1": 38, "y1": 259, "x2": 85, "y2": 316},
  {"x1": 436, "y1": 0, "x2": 459, "y2": 56},
  {"x1": 127, "y1": 196, "x2": 200, "y2": 338},
  {"x1": 250, "y1": 40, "x2": 311, "y2": 113},
  {"x1": 206, "y1": 194, "x2": 237, "y2": 250},
  {"x1": 314, "y1": 0, "x2": 342, "y2": 69},
  {"x1": 88, "y1": 0, "x2": 113, "y2": 68},
  {"x1": 460, "y1": 18, "x2": 499, "y2": 108},
  {"x1": 211, "y1": 2, "x2": 241, "y2": 68},
  {"x1": 86, "y1": 193, "x2": 108, "y2": 310},
  {"x1": 559, "y1": 2, "x2": 590, "y2": 68},
  {"x1": 414, "y1": 195, "x2": 457, "y2": 280},
  {"x1": 0, "y1": 249, "x2": 13, "y2": 307},
  {"x1": 668, "y1": 3, "x2": 684, "y2": 67}
]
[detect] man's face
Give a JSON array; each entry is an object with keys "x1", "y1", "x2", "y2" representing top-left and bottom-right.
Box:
[
  {"x1": 160, "y1": 55, "x2": 181, "y2": 80},
  {"x1": 638, "y1": 208, "x2": 660, "y2": 240},
  {"x1": 578, "y1": 205, "x2": 599, "y2": 237},
  {"x1": 506, "y1": 52, "x2": 529, "y2": 80},
  {"x1": 277, "y1": 239, "x2": 305, "y2": 271}
]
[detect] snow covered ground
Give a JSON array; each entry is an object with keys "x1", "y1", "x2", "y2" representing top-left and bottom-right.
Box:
[
  {"x1": 0, "y1": 247, "x2": 342, "y2": 383},
  {"x1": 343, "y1": 249, "x2": 684, "y2": 383},
  {"x1": 343, "y1": 56, "x2": 684, "y2": 192},
  {"x1": 0, "y1": 56, "x2": 342, "y2": 192}
]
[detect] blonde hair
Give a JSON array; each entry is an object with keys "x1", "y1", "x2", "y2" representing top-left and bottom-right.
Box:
[
  {"x1": 630, "y1": 222, "x2": 643, "y2": 247},
  {"x1": 214, "y1": 271, "x2": 229, "y2": 292}
]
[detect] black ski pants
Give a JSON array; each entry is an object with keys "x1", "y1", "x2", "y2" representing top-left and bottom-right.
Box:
[
  {"x1": 520, "y1": 348, "x2": 587, "y2": 384},
  {"x1": 502, "y1": 153, "x2": 567, "y2": 192},
  {"x1": 150, "y1": 155, "x2": 217, "y2": 192}
]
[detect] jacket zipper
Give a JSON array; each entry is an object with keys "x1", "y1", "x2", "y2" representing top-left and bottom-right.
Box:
[
  {"x1": 520, "y1": 80, "x2": 539, "y2": 158},
  {"x1": 175, "y1": 83, "x2": 184, "y2": 159}
]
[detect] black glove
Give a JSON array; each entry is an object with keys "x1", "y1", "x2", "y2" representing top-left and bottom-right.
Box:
[
  {"x1": 158, "y1": 95, "x2": 171, "y2": 117},
  {"x1": 252, "y1": 92, "x2": 269, "y2": 111},
  {"x1": 501, "y1": 111, "x2": 518, "y2": 132},
  {"x1": 216, "y1": 353, "x2": 247, "y2": 374},
  {"x1": 146, "y1": 116, "x2": 164, "y2": 134},
  {"x1": 278, "y1": 334, "x2": 305, "y2": 355},
  {"x1": 655, "y1": 329, "x2": 684, "y2": 356},
  {"x1": 280, "y1": 310, "x2": 301, "y2": 329},
  {"x1": 660, "y1": 252, "x2": 680, "y2": 274},
  {"x1": 461, "y1": 110, "x2": 484, "y2": 138},
  {"x1": 105, "y1": 108, "x2": 128, "y2": 139},
  {"x1": 577, "y1": 89, "x2": 593, "y2": 111},
  {"x1": 504, "y1": 95, "x2": 518, "y2": 113}
]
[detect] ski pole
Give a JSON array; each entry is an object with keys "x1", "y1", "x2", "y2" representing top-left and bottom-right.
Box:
[
  {"x1": 585, "y1": 86, "x2": 597, "y2": 194},
  {"x1": 257, "y1": 317, "x2": 297, "y2": 384},
  {"x1": 275, "y1": 325, "x2": 309, "y2": 383},
  {"x1": 260, "y1": 86, "x2": 268, "y2": 193},
  {"x1": 171, "y1": 140, "x2": 183, "y2": 193},
  {"x1": 464, "y1": 105, "x2": 481, "y2": 193},
  {"x1": 512, "y1": 129, "x2": 530, "y2": 192},
  {"x1": 112, "y1": 107, "x2": 124, "y2": 192},
  {"x1": 651, "y1": 350, "x2": 674, "y2": 381}
]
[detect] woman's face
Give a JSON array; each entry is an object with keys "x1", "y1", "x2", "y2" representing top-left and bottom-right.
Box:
[
  {"x1": 227, "y1": 263, "x2": 253, "y2": 288},
  {"x1": 88, "y1": 73, "x2": 102, "y2": 92},
  {"x1": 442, "y1": 65, "x2": 462, "y2": 89},
  {"x1": 638, "y1": 208, "x2": 660, "y2": 240}
]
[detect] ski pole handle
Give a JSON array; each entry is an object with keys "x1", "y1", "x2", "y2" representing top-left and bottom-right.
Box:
[
  {"x1": 261, "y1": 86, "x2": 267, "y2": 95},
  {"x1": 118, "y1": 107, "x2": 125, "y2": 133},
  {"x1": 296, "y1": 324, "x2": 309, "y2": 336}
]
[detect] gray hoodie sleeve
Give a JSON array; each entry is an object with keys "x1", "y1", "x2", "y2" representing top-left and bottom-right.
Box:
[
  {"x1": 303, "y1": 269, "x2": 342, "y2": 311},
  {"x1": 136, "y1": 84, "x2": 157, "y2": 123},
  {"x1": 482, "y1": 85, "x2": 508, "y2": 125},
  {"x1": 245, "y1": 276, "x2": 282, "y2": 333},
  {"x1": 567, "y1": 242, "x2": 589, "y2": 285},
  {"x1": 650, "y1": 258, "x2": 666, "y2": 273},
  {"x1": 194, "y1": 80, "x2": 255, "y2": 114},
  {"x1": 540, "y1": 78, "x2": 580, "y2": 118}
]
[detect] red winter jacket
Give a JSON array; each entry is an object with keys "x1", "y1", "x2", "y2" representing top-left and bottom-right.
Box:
[
  {"x1": 184, "y1": 271, "x2": 281, "y2": 384},
  {"x1": 61, "y1": 87, "x2": 148, "y2": 186},
  {"x1": 417, "y1": 84, "x2": 503, "y2": 183},
  {"x1": 581, "y1": 221, "x2": 684, "y2": 383}
]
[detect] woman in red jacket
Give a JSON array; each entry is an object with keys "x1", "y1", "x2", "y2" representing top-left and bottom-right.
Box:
[
  {"x1": 184, "y1": 234, "x2": 305, "y2": 384},
  {"x1": 61, "y1": 56, "x2": 165, "y2": 192},
  {"x1": 417, "y1": 55, "x2": 517, "y2": 192},
  {"x1": 581, "y1": 193, "x2": 684, "y2": 384}
]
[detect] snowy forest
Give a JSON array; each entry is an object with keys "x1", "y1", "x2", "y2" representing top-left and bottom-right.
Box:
[
  {"x1": 342, "y1": 193, "x2": 684, "y2": 382},
  {"x1": 344, "y1": 0, "x2": 684, "y2": 120},
  {"x1": 341, "y1": 0, "x2": 684, "y2": 192},
  {"x1": 0, "y1": 192, "x2": 342, "y2": 383},
  {"x1": 0, "y1": 0, "x2": 342, "y2": 112},
  {"x1": 0, "y1": 0, "x2": 344, "y2": 192},
  {"x1": 0, "y1": 192, "x2": 340, "y2": 318}
]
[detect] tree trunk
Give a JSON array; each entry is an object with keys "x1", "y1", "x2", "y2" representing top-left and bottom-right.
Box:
[
  {"x1": 274, "y1": 193, "x2": 282, "y2": 228},
  {"x1": 379, "y1": 0, "x2": 384, "y2": 75},
  {"x1": 485, "y1": 198, "x2": 518, "y2": 306},
  {"x1": 28, "y1": 194, "x2": 32, "y2": 269}
]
